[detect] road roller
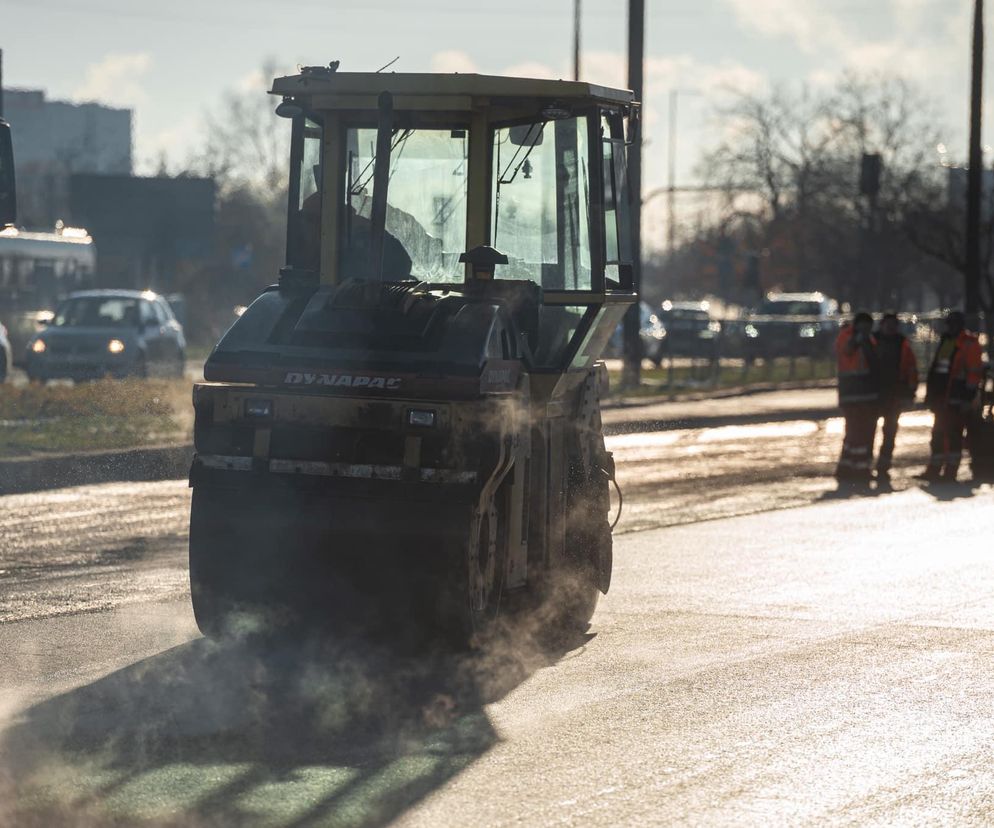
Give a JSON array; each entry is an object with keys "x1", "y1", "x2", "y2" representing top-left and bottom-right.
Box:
[{"x1": 188, "y1": 66, "x2": 638, "y2": 641}]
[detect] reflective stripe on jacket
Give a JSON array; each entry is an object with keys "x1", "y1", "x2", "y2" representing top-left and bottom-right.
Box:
[{"x1": 836, "y1": 325, "x2": 879, "y2": 405}]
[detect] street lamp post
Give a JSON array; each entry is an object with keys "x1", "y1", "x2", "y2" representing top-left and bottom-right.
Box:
[
  {"x1": 573, "y1": 0, "x2": 581, "y2": 81},
  {"x1": 668, "y1": 90, "x2": 678, "y2": 256},
  {"x1": 667, "y1": 88, "x2": 703, "y2": 258},
  {"x1": 622, "y1": 0, "x2": 645, "y2": 388},
  {"x1": 965, "y1": 0, "x2": 984, "y2": 324}
]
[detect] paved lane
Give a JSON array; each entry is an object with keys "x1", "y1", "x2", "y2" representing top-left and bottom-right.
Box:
[
  {"x1": 0, "y1": 480, "x2": 190, "y2": 623},
  {"x1": 3, "y1": 485, "x2": 994, "y2": 826}
]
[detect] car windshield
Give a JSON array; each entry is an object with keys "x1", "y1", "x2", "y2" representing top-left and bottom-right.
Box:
[
  {"x1": 53, "y1": 297, "x2": 139, "y2": 328},
  {"x1": 759, "y1": 300, "x2": 821, "y2": 316}
]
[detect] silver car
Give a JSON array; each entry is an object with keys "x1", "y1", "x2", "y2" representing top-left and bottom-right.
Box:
[{"x1": 24, "y1": 290, "x2": 186, "y2": 381}]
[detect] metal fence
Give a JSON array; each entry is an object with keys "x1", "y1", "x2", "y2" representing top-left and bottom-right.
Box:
[{"x1": 625, "y1": 312, "x2": 957, "y2": 390}]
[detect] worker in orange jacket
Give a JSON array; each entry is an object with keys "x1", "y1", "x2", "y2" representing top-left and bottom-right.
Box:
[
  {"x1": 918, "y1": 311, "x2": 985, "y2": 482},
  {"x1": 873, "y1": 312, "x2": 919, "y2": 483},
  {"x1": 835, "y1": 311, "x2": 880, "y2": 484}
]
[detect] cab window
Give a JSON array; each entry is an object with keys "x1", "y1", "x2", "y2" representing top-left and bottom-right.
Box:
[
  {"x1": 601, "y1": 114, "x2": 633, "y2": 288},
  {"x1": 286, "y1": 117, "x2": 323, "y2": 272},
  {"x1": 491, "y1": 116, "x2": 592, "y2": 291},
  {"x1": 341, "y1": 127, "x2": 468, "y2": 281}
]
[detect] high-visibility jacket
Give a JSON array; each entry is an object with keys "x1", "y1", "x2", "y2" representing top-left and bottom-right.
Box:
[
  {"x1": 875, "y1": 332, "x2": 919, "y2": 401},
  {"x1": 836, "y1": 325, "x2": 879, "y2": 405},
  {"x1": 926, "y1": 330, "x2": 984, "y2": 407}
]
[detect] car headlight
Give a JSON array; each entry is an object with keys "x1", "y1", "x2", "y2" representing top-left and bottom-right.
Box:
[
  {"x1": 744, "y1": 324, "x2": 759, "y2": 339},
  {"x1": 708, "y1": 321, "x2": 722, "y2": 333},
  {"x1": 108, "y1": 339, "x2": 126, "y2": 354},
  {"x1": 798, "y1": 324, "x2": 817, "y2": 339},
  {"x1": 31, "y1": 339, "x2": 47, "y2": 353}
]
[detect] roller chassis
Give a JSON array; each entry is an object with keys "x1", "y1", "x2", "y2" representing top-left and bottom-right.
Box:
[{"x1": 188, "y1": 355, "x2": 614, "y2": 641}]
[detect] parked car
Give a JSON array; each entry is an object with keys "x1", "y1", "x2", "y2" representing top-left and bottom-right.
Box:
[
  {"x1": 605, "y1": 301, "x2": 668, "y2": 363},
  {"x1": 742, "y1": 292, "x2": 839, "y2": 362},
  {"x1": 24, "y1": 289, "x2": 186, "y2": 381},
  {"x1": 0, "y1": 322, "x2": 10, "y2": 382},
  {"x1": 656, "y1": 300, "x2": 722, "y2": 362},
  {"x1": 639, "y1": 301, "x2": 668, "y2": 364}
]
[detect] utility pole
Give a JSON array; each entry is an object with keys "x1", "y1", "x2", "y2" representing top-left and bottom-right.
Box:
[
  {"x1": 965, "y1": 0, "x2": 984, "y2": 324},
  {"x1": 622, "y1": 0, "x2": 644, "y2": 387},
  {"x1": 860, "y1": 153, "x2": 882, "y2": 310},
  {"x1": 573, "y1": 0, "x2": 581, "y2": 81},
  {"x1": 667, "y1": 90, "x2": 677, "y2": 256}
]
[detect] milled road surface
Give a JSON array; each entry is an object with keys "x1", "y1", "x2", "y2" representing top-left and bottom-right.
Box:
[
  {"x1": 0, "y1": 403, "x2": 927, "y2": 624},
  {"x1": 5, "y1": 400, "x2": 992, "y2": 825}
]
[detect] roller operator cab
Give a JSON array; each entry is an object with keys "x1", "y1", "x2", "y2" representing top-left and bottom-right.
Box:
[{"x1": 189, "y1": 68, "x2": 638, "y2": 642}]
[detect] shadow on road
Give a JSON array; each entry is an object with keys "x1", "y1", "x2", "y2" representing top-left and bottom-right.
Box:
[
  {"x1": 920, "y1": 479, "x2": 983, "y2": 502},
  {"x1": 1, "y1": 626, "x2": 584, "y2": 827},
  {"x1": 816, "y1": 482, "x2": 885, "y2": 501}
]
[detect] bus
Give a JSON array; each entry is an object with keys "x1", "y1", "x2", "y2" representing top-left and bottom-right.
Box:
[{"x1": 0, "y1": 224, "x2": 96, "y2": 364}]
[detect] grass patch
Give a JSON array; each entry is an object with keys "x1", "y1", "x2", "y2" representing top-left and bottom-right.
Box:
[
  {"x1": 606, "y1": 358, "x2": 835, "y2": 399},
  {"x1": 0, "y1": 379, "x2": 190, "y2": 458}
]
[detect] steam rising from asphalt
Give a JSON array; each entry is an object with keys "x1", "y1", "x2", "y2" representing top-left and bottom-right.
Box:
[
  {"x1": 0, "y1": 598, "x2": 587, "y2": 827},
  {"x1": 0, "y1": 372, "x2": 598, "y2": 824}
]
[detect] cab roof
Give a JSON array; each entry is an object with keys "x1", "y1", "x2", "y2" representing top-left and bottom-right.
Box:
[{"x1": 270, "y1": 70, "x2": 636, "y2": 109}]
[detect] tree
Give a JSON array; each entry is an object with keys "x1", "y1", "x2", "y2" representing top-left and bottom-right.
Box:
[
  {"x1": 174, "y1": 60, "x2": 294, "y2": 345},
  {"x1": 191, "y1": 59, "x2": 290, "y2": 193},
  {"x1": 694, "y1": 74, "x2": 950, "y2": 312}
]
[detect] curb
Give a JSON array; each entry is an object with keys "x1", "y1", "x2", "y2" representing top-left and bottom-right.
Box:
[
  {"x1": 603, "y1": 407, "x2": 839, "y2": 436},
  {"x1": 0, "y1": 444, "x2": 194, "y2": 496},
  {"x1": 602, "y1": 378, "x2": 836, "y2": 410}
]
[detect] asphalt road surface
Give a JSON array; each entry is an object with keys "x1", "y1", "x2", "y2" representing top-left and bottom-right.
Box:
[{"x1": 4, "y1": 406, "x2": 993, "y2": 826}]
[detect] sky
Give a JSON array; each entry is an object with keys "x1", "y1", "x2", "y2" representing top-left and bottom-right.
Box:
[{"x1": 0, "y1": 0, "x2": 980, "y2": 247}]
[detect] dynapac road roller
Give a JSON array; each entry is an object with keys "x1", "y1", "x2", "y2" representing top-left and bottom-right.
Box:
[{"x1": 189, "y1": 67, "x2": 637, "y2": 641}]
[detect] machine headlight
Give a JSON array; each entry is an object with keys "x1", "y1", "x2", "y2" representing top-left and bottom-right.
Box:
[
  {"x1": 407, "y1": 408, "x2": 436, "y2": 428},
  {"x1": 708, "y1": 321, "x2": 722, "y2": 334},
  {"x1": 108, "y1": 339, "x2": 126, "y2": 354},
  {"x1": 31, "y1": 339, "x2": 47, "y2": 353},
  {"x1": 744, "y1": 324, "x2": 759, "y2": 339},
  {"x1": 798, "y1": 324, "x2": 817, "y2": 339}
]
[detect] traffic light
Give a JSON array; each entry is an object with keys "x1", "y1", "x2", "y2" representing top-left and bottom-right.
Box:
[{"x1": 860, "y1": 153, "x2": 882, "y2": 198}]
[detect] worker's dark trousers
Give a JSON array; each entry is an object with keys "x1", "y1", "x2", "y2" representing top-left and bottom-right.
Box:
[
  {"x1": 876, "y1": 400, "x2": 902, "y2": 473},
  {"x1": 837, "y1": 403, "x2": 877, "y2": 481},
  {"x1": 927, "y1": 405, "x2": 968, "y2": 477}
]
